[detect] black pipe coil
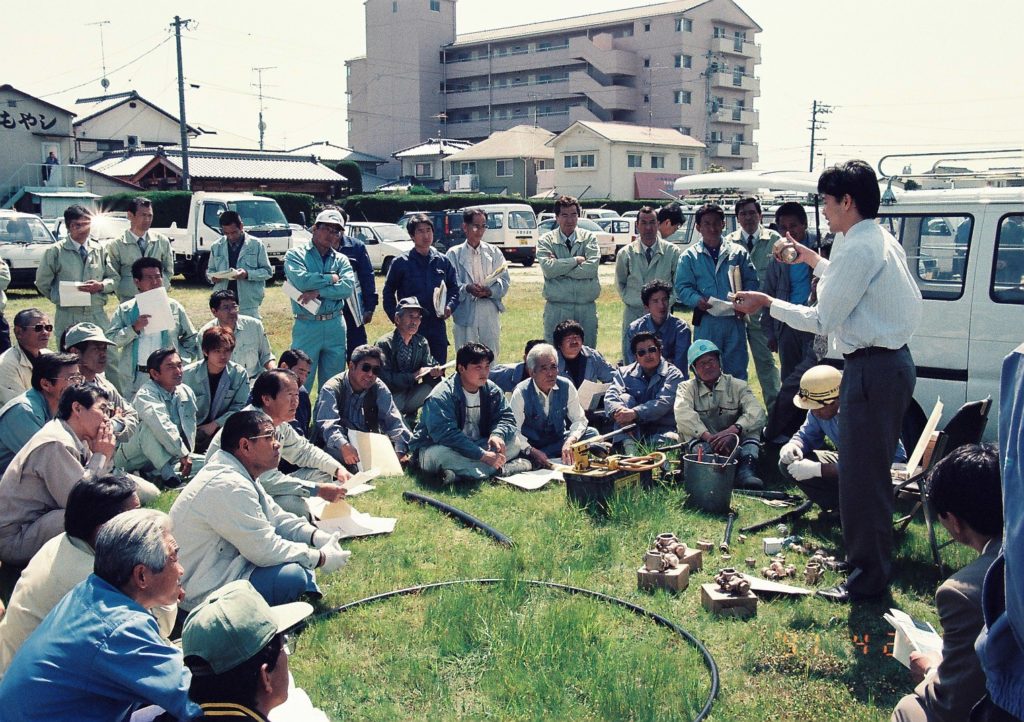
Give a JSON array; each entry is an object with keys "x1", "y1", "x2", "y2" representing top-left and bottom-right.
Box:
[{"x1": 402, "y1": 490, "x2": 514, "y2": 547}]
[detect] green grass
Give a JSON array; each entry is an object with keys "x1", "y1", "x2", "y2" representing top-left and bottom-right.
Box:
[{"x1": 5, "y1": 272, "x2": 966, "y2": 721}]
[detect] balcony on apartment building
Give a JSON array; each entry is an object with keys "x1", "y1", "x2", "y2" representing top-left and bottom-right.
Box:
[
  {"x1": 444, "y1": 32, "x2": 638, "y2": 82},
  {"x1": 445, "y1": 103, "x2": 602, "y2": 140},
  {"x1": 710, "y1": 36, "x2": 761, "y2": 63},
  {"x1": 446, "y1": 69, "x2": 638, "y2": 114},
  {"x1": 709, "y1": 141, "x2": 758, "y2": 161},
  {"x1": 710, "y1": 70, "x2": 760, "y2": 96},
  {"x1": 711, "y1": 106, "x2": 758, "y2": 126}
]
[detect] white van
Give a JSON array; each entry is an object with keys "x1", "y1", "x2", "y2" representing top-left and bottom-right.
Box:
[
  {"x1": 674, "y1": 171, "x2": 1024, "y2": 439},
  {"x1": 459, "y1": 203, "x2": 537, "y2": 266}
]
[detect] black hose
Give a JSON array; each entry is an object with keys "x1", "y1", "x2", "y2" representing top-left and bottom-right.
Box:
[
  {"x1": 739, "y1": 500, "x2": 815, "y2": 534},
  {"x1": 732, "y1": 489, "x2": 804, "y2": 503},
  {"x1": 316, "y1": 578, "x2": 720, "y2": 721},
  {"x1": 402, "y1": 491, "x2": 514, "y2": 547}
]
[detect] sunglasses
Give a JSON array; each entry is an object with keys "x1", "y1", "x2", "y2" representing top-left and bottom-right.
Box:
[
  {"x1": 635, "y1": 346, "x2": 660, "y2": 357},
  {"x1": 359, "y1": 363, "x2": 381, "y2": 375},
  {"x1": 23, "y1": 323, "x2": 53, "y2": 333}
]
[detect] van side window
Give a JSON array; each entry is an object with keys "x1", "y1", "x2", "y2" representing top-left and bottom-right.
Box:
[
  {"x1": 508, "y1": 211, "x2": 537, "y2": 230},
  {"x1": 486, "y1": 213, "x2": 504, "y2": 230},
  {"x1": 878, "y1": 214, "x2": 972, "y2": 301},
  {"x1": 992, "y1": 214, "x2": 1024, "y2": 304},
  {"x1": 202, "y1": 203, "x2": 227, "y2": 232}
]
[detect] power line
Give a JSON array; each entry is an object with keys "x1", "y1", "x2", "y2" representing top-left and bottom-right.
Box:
[{"x1": 40, "y1": 37, "x2": 171, "y2": 98}]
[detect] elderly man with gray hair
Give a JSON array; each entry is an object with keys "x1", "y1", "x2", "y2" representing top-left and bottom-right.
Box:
[
  {"x1": 0, "y1": 508, "x2": 200, "y2": 721},
  {"x1": 509, "y1": 343, "x2": 595, "y2": 468}
]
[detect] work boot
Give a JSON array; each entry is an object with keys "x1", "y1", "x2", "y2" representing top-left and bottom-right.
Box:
[
  {"x1": 735, "y1": 456, "x2": 764, "y2": 490},
  {"x1": 498, "y1": 458, "x2": 533, "y2": 477}
]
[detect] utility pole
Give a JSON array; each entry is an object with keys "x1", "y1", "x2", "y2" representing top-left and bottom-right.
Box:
[
  {"x1": 252, "y1": 66, "x2": 276, "y2": 151},
  {"x1": 171, "y1": 15, "x2": 192, "y2": 190},
  {"x1": 87, "y1": 21, "x2": 112, "y2": 93},
  {"x1": 808, "y1": 100, "x2": 832, "y2": 172}
]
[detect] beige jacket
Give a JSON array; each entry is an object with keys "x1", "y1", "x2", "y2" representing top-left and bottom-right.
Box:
[{"x1": 673, "y1": 373, "x2": 766, "y2": 442}]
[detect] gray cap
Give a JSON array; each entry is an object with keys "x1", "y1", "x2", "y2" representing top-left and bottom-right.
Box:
[
  {"x1": 396, "y1": 297, "x2": 424, "y2": 314},
  {"x1": 314, "y1": 209, "x2": 345, "y2": 227},
  {"x1": 64, "y1": 322, "x2": 114, "y2": 349}
]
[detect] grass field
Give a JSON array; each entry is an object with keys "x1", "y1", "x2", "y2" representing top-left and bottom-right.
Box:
[{"x1": 5, "y1": 271, "x2": 969, "y2": 721}]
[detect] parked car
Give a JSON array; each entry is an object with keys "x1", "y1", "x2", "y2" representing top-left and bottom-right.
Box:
[
  {"x1": 347, "y1": 221, "x2": 415, "y2": 275},
  {"x1": 395, "y1": 210, "x2": 466, "y2": 254},
  {"x1": 0, "y1": 210, "x2": 58, "y2": 287},
  {"x1": 538, "y1": 218, "x2": 615, "y2": 262},
  {"x1": 582, "y1": 208, "x2": 620, "y2": 221},
  {"x1": 595, "y1": 217, "x2": 634, "y2": 259},
  {"x1": 52, "y1": 212, "x2": 130, "y2": 243}
]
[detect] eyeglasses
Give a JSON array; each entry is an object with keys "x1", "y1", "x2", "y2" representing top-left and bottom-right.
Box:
[
  {"x1": 319, "y1": 225, "x2": 343, "y2": 235},
  {"x1": 247, "y1": 430, "x2": 281, "y2": 442},
  {"x1": 23, "y1": 323, "x2": 53, "y2": 333},
  {"x1": 359, "y1": 363, "x2": 381, "y2": 375},
  {"x1": 52, "y1": 373, "x2": 86, "y2": 385},
  {"x1": 635, "y1": 346, "x2": 660, "y2": 357},
  {"x1": 282, "y1": 633, "x2": 296, "y2": 656}
]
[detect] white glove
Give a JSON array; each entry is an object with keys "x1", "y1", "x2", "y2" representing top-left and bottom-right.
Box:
[
  {"x1": 779, "y1": 442, "x2": 804, "y2": 465},
  {"x1": 317, "y1": 531, "x2": 343, "y2": 550},
  {"x1": 788, "y1": 459, "x2": 821, "y2": 481},
  {"x1": 320, "y1": 545, "x2": 351, "y2": 573}
]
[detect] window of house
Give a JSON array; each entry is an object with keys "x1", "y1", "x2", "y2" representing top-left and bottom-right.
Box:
[
  {"x1": 674, "y1": 125, "x2": 692, "y2": 136},
  {"x1": 564, "y1": 153, "x2": 596, "y2": 169},
  {"x1": 674, "y1": 54, "x2": 692, "y2": 69},
  {"x1": 643, "y1": 21, "x2": 651, "y2": 32},
  {"x1": 580, "y1": 154, "x2": 596, "y2": 167},
  {"x1": 627, "y1": 153, "x2": 642, "y2": 168},
  {"x1": 643, "y1": 58, "x2": 650, "y2": 68},
  {"x1": 651, "y1": 155, "x2": 665, "y2": 169},
  {"x1": 535, "y1": 159, "x2": 550, "y2": 170},
  {"x1": 415, "y1": 162, "x2": 432, "y2": 176},
  {"x1": 675, "y1": 17, "x2": 692, "y2": 32},
  {"x1": 674, "y1": 90, "x2": 691, "y2": 104},
  {"x1": 459, "y1": 161, "x2": 477, "y2": 175},
  {"x1": 643, "y1": 94, "x2": 650, "y2": 103},
  {"x1": 714, "y1": 26, "x2": 727, "y2": 38},
  {"x1": 680, "y1": 155, "x2": 695, "y2": 171},
  {"x1": 429, "y1": 0, "x2": 440, "y2": 10},
  {"x1": 392, "y1": 1, "x2": 398, "y2": 11},
  {"x1": 564, "y1": 155, "x2": 579, "y2": 169},
  {"x1": 496, "y1": 159, "x2": 513, "y2": 177}
]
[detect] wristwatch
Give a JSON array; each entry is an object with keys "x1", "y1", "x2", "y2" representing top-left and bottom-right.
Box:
[
  {"x1": 523, "y1": 445, "x2": 534, "y2": 456},
  {"x1": 734, "y1": 424, "x2": 743, "y2": 436}
]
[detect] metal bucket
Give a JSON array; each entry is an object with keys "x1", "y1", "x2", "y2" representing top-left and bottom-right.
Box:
[{"x1": 682, "y1": 453, "x2": 737, "y2": 514}]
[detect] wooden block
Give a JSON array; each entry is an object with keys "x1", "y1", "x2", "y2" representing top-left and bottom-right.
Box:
[
  {"x1": 678, "y1": 547, "x2": 703, "y2": 573},
  {"x1": 637, "y1": 564, "x2": 690, "y2": 593},
  {"x1": 700, "y1": 583, "x2": 758, "y2": 618}
]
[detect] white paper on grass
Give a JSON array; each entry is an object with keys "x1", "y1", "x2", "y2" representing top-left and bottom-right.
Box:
[
  {"x1": 499, "y1": 468, "x2": 563, "y2": 490},
  {"x1": 134, "y1": 287, "x2": 175, "y2": 334},
  {"x1": 317, "y1": 499, "x2": 396, "y2": 538},
  {"x1": 706, "y1": 296, "x2": 737, "y2": 317},
  {"x1": 342, "y1": 468, "x2": 381, "y2": 491},
  {"x1": 432, "y1": 281, "x2": 447, "y2": 317},
  {"x1": 349, "y1": 429, "x2": 403, "y2": 475},
  {"x1": 577, "y1": 380, "x2": 610, "y2": 411},
  {"x1": 282, "y1": 280, "x2": 322, "y2": 315},
  {"x1": 883, "y1": 608, "x2": 943, "y2": 669},
  {"x1": 58, "y1": 281, "x2": 91, "y2": 307}
]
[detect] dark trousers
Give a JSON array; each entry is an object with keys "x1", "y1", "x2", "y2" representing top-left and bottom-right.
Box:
[
  {"x1": 777, "y1": 325, "x2": 814, "y2": 383},
  {"x1": 0, "y1": 314, "x2": 9, "y2": 354},
  {"x1": 419, "y1": 316, "x2": 449, "y2": 364},
  {"x1": 838, "y1": 346, "x2": 915, "y2": 597}
]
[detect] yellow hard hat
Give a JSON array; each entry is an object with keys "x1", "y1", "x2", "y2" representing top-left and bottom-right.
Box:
[{"x1": 794, "y1": 365, "x2": 842, "y2": 409}]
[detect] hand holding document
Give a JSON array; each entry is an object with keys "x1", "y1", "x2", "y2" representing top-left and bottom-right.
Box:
[
  {"x1": 209, "y1": 268, "x2": 242, "y2": 281},
  {"x1": 481, "y1": 262, "x2": 508, "y2": 284},
  {"x1": 883, "y1": 608, "x2": 943, "y2": 668},
  {"x1": 283, "y1": 280, "x2": 322, "y2": 315},
  {"x1": 706, "y1": 296, "x2": 737, "y2": 317},
  {"x1": 432, "y1": 282, "x2": 447, "y2": 317},
  {"x1": 135, "y1": 287, "x2": 174, "y2": 334},
  {"x1": 415, "y1": 360, "x2": 454, "y2": 382},
  {"x1": 577, "y1": 380, "x2": 610, "y2": 411},
  {"x1": 349, "y1": 430, "x2": 403, "y2": 475},
  {"x1": 59, "y1": 281, "x2": 91, "y2": 307},
  {"x1": 317, "y1": 499, "x2": 397, "y2": 538}
]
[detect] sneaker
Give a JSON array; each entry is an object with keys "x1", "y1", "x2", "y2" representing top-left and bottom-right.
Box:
[
  {"x1": 499, "y1": 458, "x2": 533, "y2": 477},
  {"x1": 735, "y1": 457, "x2": 764, "y2": 490},
  {"x1": 161, "y1": 474, "x2": 185, "y2": 490}
]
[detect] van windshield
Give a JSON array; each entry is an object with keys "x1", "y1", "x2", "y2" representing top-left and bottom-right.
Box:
[
  {"x1": 508, "y1": 211, "x2": 537, "y2": 230},
  {"x1": 227, "y1": 201, "x2": 288, "y2": 228},
  {"x1": 0, "y1": 216, "x2": 54, "y2": 244}
]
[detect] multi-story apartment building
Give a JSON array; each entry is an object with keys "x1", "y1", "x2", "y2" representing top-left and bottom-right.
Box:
[{"x1": 346, "y1": 0, "x2": 761, "y2": 177}]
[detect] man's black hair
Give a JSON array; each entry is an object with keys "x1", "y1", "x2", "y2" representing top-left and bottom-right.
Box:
[
  {"x1": 817, "y1": 160, "x2": 881, "y2": 219},
  {"x1": 455, "y1": 342, "x2": 493, "y2": 368},
  {"x1": 928, "y1": 443, "x2": 1003, "y2": 537},
  {"x1": 65, "y1": 474, "x2": 137, "y2": 541},
  {"x1": 640, "y1": 279, "x2": 672, "y2": 307}
]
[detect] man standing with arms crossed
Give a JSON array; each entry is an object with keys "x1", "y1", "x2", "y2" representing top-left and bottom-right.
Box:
[
  {"x1": 734, "y1": 160, "x2": 922, "y2": 603},
  {"x1": 537, "y1": 196, "x2": 601, "y2": 346}
]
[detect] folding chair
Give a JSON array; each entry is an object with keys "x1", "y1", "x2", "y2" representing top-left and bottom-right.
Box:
[
  {"x1": 893, "y1": 430, "x2": 947, "y2": 535},
  {"x1": 941, "y1": 396, "x2": 992, "y2": 453}
]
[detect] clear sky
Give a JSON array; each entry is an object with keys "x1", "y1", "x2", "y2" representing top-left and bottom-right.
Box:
[{"x1": 8, "y1": 0, "x2": 1023, "y2": 174}]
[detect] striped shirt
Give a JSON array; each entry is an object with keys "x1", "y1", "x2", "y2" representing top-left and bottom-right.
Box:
[{"x1": 768, "y1": 219, "x2": 922, "y2": 355}]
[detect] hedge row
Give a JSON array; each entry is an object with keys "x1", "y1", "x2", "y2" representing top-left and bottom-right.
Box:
[
  {"x1": 341, "y1": 193, "x2": 680, "y2": 223},
  {"x1": 99, "y1": 191, "x2": 317, "y2": 226}
]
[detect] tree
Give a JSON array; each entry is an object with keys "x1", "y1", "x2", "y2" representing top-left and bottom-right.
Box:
[{"x1": 335, "y1": 160, "x2": 363, "y2": 195}]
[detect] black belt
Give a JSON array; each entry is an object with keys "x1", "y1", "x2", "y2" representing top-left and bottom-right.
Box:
[{"x1": 843, "y1": 344, "x2": 908, "y2": 361}]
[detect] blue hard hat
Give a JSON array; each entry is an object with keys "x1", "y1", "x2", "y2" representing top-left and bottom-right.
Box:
[{"x1": 687, "y1": 340, "x2": 721, "y2": 368}]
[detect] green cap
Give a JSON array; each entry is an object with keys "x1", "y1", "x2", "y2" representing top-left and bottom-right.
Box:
[{"x1": 181, "y1": 580, "x2": 312, "y2": 675}]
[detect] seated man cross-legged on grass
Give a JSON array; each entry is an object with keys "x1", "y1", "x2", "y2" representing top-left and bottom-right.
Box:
[
  {"x1": 375, "y1": 297, "x2": 444, "y2": 428},
  {"x1": 410, "y1": 342, "x2": 528, "y2": 483},
  {"x1": 510, "y1": 343, "x2": 595, "y2": 469},
  {"x1": 673, "y1": 340, "x2": 767, "y2": 489}
]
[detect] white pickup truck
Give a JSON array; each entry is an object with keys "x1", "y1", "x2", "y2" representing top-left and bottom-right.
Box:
[{"x1": 154, "y1": 192, "x2": 295, "y2": 281}]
